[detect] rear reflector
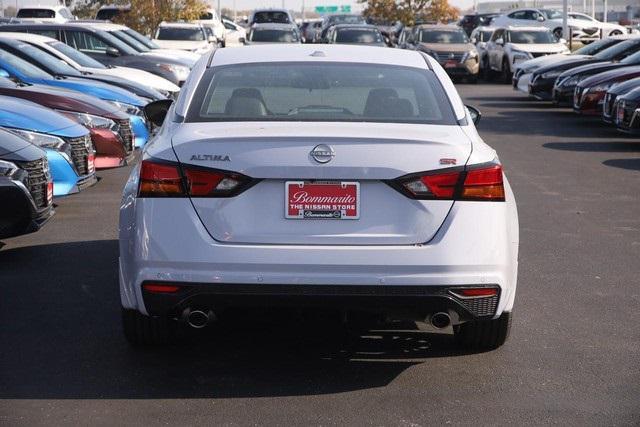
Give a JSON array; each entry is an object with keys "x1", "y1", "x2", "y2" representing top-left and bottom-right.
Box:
[
  {"x1": 143, "y1": 283, "x2": 181, "y2": 293},
  {"x1": 449, "y1": 288, "x2": 499, "y2": 298},
  {"x1": 138, "y1": 159, "x2": 252, "y2": 198},
  {"x1": 395, "y1": 162, "x2": 505, "y2": 201}
]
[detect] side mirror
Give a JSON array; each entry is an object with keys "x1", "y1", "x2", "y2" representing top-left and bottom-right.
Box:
[
  {"x1": 207, "y1": 35, "x2": 217, "y2": 43},
  {"x1": 105, "y1": 46, "x2": 120, "y2": 57},
  {"x1": 144, "y1": 99, "x2": 174, "y2": 128},
  {"x1": 0, "y1": 68, "x2": 9, "y2": 78},
  {"x1": 466, "y1": 105, "x2": 481, "y2": 125},
  {"x1": 495, "y1": 38, "x2": 504, "y2": 46},
  {"x1": 238, "y1": 37, "x2": 246, "y2": 44},
  {"x1": 537, "y1": 16, "x2": 545, "y2": 22},
  {"x1": 471, "y1": 37, "x2": 477, "y2": 43}
]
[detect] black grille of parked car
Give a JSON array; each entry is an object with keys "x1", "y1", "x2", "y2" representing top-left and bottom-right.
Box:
[
  {"x1": 434, "y1": 52, "x2": 465, "y2": 63},
  {"x1": 531, "y1": 52, "x2": 550, "y2": 58},
  {"x1": 18, "y1": 158, "x2": 50, "y2": 208},
  {"x1": 64, "y1": 135, "x2": 92, "y2": 175},
  {"x1": 603, "y1": 93, "x2": 615, "y2": 117},
  {"x1": 116, "y1": 118, "x2": 134, "y2": 153},
  {"x1": 618, "y1": 100, "x2": 637, "y2": 128}
]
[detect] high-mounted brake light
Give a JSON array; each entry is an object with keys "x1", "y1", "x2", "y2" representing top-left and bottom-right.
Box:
[
  {"x1": 394, "y1": 163, "x2": 505, "y2": 201},
  {"x1": 138, "y1": 159, "x2": 253, "y2": 198}
]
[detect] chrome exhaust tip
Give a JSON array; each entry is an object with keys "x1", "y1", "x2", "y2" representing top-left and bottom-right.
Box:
[
  {"x1": 429, "y1": 312, "x2": 451, "y2": 329},
  {"x1": 183, "y1": 309, "x2": 215, "y2": 329}
]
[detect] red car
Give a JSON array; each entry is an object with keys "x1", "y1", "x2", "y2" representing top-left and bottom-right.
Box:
[
  {"x1": 0, "y1": 77, "x2": 134, "y2": 169},
  {"x1": 573, "y1": 65, "x2": 640, "y2": 116}
]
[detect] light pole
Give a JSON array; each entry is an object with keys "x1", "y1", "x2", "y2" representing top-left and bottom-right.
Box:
[{"x1": 562, "y1": 0, "x2": 568, "y2": 41}]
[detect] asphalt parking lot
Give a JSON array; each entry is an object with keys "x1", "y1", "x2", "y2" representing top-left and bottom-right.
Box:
[{"x1": 1, "y1": 83, "x2": 639, "y2": 425}]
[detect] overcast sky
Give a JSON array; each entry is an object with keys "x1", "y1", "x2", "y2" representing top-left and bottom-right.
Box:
[{"x1": 2, "y1": 0, "x2": 475, "y2": 15}]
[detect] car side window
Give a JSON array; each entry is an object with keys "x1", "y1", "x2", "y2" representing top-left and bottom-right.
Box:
[
  {"x1": 29, "y1": 29, "x2": 60, "y2": 40},
  {"x1": 526, "y1": 11, "x2": 540, "y2": 20},
  {"x1": 59, "y1": 8, "x2": 73, "y2": 19},
  {"x1": 508, "y1": 11, "x2": 526, "y2": 19},
  {"x1": 65, "y1": 30, "x2": 108, "y2": 53}
]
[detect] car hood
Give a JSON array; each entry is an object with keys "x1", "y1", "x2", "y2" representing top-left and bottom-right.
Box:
[
  {"x1": 86, "y1": 66, "x2": 180, "y2": 92},
  {"x1": 419, "y1": 43, "x2": 474, "y2": 53},
  {"x1": 0, "y1": 95, "x2": 88, "y2": 137},
  {"x1": 510, "y1": 43, "x2": 567, "y2": 54},
  {"x1": 580, "y1": 65, "x2": 640, "y2": 88},
  {"x1": 618, "y1": 85, "x2": 640, "y2": 102},
  {"x1": 535, "y1": 57, "x2": 599, "y2": 75},
  {"x1": 517, "y1": 53, "x2": 584, "y2": 72},
  {"x1": 0, "y1": 127, "x2": 40, "y2": 156},
  {"x1": 559, "y1": 61, "x2": 623, "y2": 79},
  {"x1": 609, "y1": 76, "x2": 640, "y2": 96},
  {"x1": 140, "y1": 50, "x2": 198, "y2": 67},
  {"x1": 152, "y1": 39, "x2": 210, "y2": 51},
  {"x1": 40, "y1": 76, "x2": 145, "y2": 106}
]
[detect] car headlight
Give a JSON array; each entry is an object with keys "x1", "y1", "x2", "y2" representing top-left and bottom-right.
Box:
[
  {"x1": 4, "y1": 128, "x2": 67, "y2": 150},
  {"x1": 462, "y1": 50, "x2": 478, "y2": 62},
  {"x1": 157, "y1": 63, "x2": 190, "y2": 81},
  {"x1": 109, "y1": 101, "x2": 142, "y2": 117},
  {"x1": 511, "y1": 49, "x2": 533, "y2": 61},
  {"x1": 0, "y1": 159, "x2": 18, "y2": 177},
  {"x1": 541, "y1": 70, "x2": 562, "y2": 80},
  {"x1": 58, "y1": 110, "x2": 118, "y2": 131}
]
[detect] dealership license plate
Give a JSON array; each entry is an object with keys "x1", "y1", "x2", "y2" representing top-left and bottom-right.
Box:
[
  {"x1": 87, "y1": 153, "x2": 95, "y2": 174},
  {"x1": 444, "y1": 60, "x2": 457, "y2": 68},
  {"x1": 616, "y1": 104, "x2": 624, "y2": 124},
  {"x1": 285, "y1": 181, "x2": 359, "y2": 219}
]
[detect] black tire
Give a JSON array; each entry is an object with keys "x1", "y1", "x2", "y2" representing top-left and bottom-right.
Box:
[
  {"x1": 609, "y1": 30, "x2": 622, "y2": 36},
  {"x1": 502, "y1": 57, "x2": 512, "y2": 84},
  {"x1": 122, "y1": 308, "x2": 172, "y2": 345},
  {"x1": 553, "y1": 27, "x2": 563, "y2": 39},
  {"x1": 481, "y1": 57, "x2": 492, "y2": 81},
  {"x1": 454, "y1": 311, "x2": 512, "y2": 351}
]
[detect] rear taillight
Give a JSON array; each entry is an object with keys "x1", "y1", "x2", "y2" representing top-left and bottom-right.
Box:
[
  {"x1": 449, "y1": 287, "x2": 499, "y2": 298},
  {"x1": 393, "y1": 163, "x2": 505, "y2": 201},
  {"x1": 143, "y1": 283, "x2": 181, "y2": 293},
  {"x1": 138, "y1": 159, "x2": 253, "y2": 198}
]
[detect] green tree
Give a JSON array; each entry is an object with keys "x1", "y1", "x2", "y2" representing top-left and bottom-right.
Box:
[{"x1": 359, "y1": 0, "x2": 459, "y2": 26}]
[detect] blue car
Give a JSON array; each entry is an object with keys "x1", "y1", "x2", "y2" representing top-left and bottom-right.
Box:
[
  {"x1": 0, "y1": 95, "x2": 97, "y2": 196},
  {"x1": 0, "y1": 48, "x2": 149, "y2": 148}
]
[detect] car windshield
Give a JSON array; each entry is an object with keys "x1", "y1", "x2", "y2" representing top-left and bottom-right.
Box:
[
  {"x1": 540, "y1": 9, "x2": 563, "y2": 20},
  {"x1": 0, "y1": 76, "x2": 17, "y2": 88},
  {"x1": 509, "y1": 30, "x2": 556, "y2": 44},
  {"x1": 11, "y1": 41, "x2": 81, "y2": 76},
  {"x1": 124, "y1": 29, "x2": 160, "y2": 49},
  {"x1": 620, "y1": 50, "x2": 640, "y2": 64},
  {"x1": 335, "y1": 29, "x2": 383, "y2": 44},
  {"x1": 574, "y1": 37, "x2": 620, "y2": 55},
  {"x1": 480, "y1": 30, "x2": 493, "y2": 41},
  {"x1": 0, "y1": 48, "x2": 53, "y2": 79},
  {"x1": 111, "y1": 30, "x2": 151, "y2": 52},
  {"x1": 156, "y1": 27, "x2": 205, "y2": 41},
  {"x1": 249, "y1": 29, "x2": 298, "y2": 43},
  {"x1": 253, "y1": 11, "x2": 290, "y2": 24},
  {"x1": 47, "y1": 41, "x2": 106, "y2": 69},
  {"x1": 328, "y1": 15, "x2": 365, "y2": 25},
  {"x1": 419, "y1": 29, "x2": 469, "y2": 44},
  {"x1": 188, "y1": 62, "x2": 456, "y2": 124},
  {"x1": 16, "y1": 8, "x2": 55, "y2": 18},
  {"x1": 96, "y1": 30, "x2": 138, "y2": 55},
  {"x1": 594, "y1": 39, "x2": 640, "y2": 60}
]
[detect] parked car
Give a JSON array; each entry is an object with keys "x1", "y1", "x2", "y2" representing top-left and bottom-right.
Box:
[
  {"x1": 460, "y1": 13, "x2": 499, "y2": 36},
  {"x1": 16, "y1": 5, "x2": 74, "y2": 23},
  {"x1": 317, "y1": 14, "x2": 367, "y2": 42},
  {"x1": 326, "y1": 24, "x2": 386, "y2": 47},
  {"x1": 95, "y1": 4, "x2": 130, "y2": 21},
  {"x1": 89, "y1": 23, "x2": 200, "y2": 68},
  {"x1": 470, "y1": 25, "x2": 495, "y2": 75},
  {"x1": 492, "y1": 8, "x2": 604, "y2": 39},
  {"x1": 567, "y1": 12, "x2": 628, "y2": 37},
  {"x1": 484, "y1": 26, "x2": 569, "y2": 83},
  {"x1": 0, "y1": 76, "x2": 134, "y2": 169},
  {"x1": 573, "y1": 65, "x2": 640, "y2": 115},
  {"x1": 193, "y1": 9, "x2": 227, "y2": 46},
  {"x1": 300, "y1": 19, "x2": 322, "y2": 43},
  {"x1": 0, "y1": 35, "x2": 166, "y2": 101},
  {"x1": 404, "y1": 24, "x2": 479, "y2": 82},
  {"x1": 119, "y1": 45, "x2": 518, "y2": 349},
  {"x1": 153, "y1": 22, "x2": 215, "y2": 54},
  {"x1": 247, "y1": 8, "x2": 294, "y2": 26},
  {"x1": 0, "y1": 128, "x2": 54, "y2": 239},
  {"x1": 529, "y1": 37, "x2": 640, "y2": 100},
  {"x1": 222, "y1": 19, "x2": 247, "y2": 47},
  {"x1": 512, "y1": 35, "x2": 629, "y2": 92},
  {"x1": 602, "y1": 77, "x2": 640, "y2": 123},
  {"x1": 0, "y1": 47, "x2": 149, "y2": 148},
  {"x1": 0, "y1": 32, "x2": 180, "y2": 97},
  {"x1": 552, "y1": 45, "x2": 640, "y2": 106},
  {"x1": 612, "y1": 85, "x2": 640, "y2": 134},
  {"x1": 246, "y1": 23, "x2": 301, "y2": 44},
  {"x1": 0, "y1": 23, "x2": 193, "y2": 86},
  {"x1": 0, "y1": 96, "x2": 96, "y2": 196}
]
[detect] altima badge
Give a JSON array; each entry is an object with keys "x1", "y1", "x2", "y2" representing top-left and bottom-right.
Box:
[{"x1": 310, "y1": 144, "x2": 335, "y2": 164}]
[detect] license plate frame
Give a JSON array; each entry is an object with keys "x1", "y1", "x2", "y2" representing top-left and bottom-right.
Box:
[{"x1": 285, "y1": 181, "x2": 360, "y2": 220}]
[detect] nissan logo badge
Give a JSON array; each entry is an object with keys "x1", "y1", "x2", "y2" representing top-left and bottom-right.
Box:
[{"x1": 310, "y1": 144, "x2": 335, "y2": 164}]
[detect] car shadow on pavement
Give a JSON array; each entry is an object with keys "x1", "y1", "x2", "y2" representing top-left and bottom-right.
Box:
[
  {"x1": 543, "y1": 141, "x2": 640, "y2": 152},
  {"x1": 602, "y1": 158, "x2": 640, "y2": 171},
  {"x1": 0, "y1": 240, "x2": 474, "y2": 400}
]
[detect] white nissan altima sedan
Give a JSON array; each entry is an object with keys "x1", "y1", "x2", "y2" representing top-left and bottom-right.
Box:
[{"x1": 119, "y1": 45, "x2": 519, "y2": 350}]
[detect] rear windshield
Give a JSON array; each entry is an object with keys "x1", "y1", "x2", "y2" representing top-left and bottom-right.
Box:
[
  {"x1": 252, "y1": 11, "x2": 290, "y2": 24},
  {"x1": 335, "y1": 29, "x2": 383, "y2": 44},
  {"x1": 419, "y1": 29, "x2": 469, "y2": 44},
  {"x1": 17, "y1": 8, "x2": 55, "y2": 18},
  {"x1": 249, "y1": 29, "x2": 298, "y2": 43},
  {"x1": 508, "y1": 30, "x2": 555, "y2": 44},
  {"x1": 156, "y1": 27, "x2": 205, "y2": 41},
  {"x1": 187, "y1": 62, "x2": 456, "y2": 125},
  {"x1": 8, "y1": 41, "x2": 81, "y2": 76}
]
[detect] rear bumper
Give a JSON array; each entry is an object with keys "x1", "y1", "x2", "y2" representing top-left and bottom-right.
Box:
[
  {"x1": 141, "y1": 283, "x2": 500, "y2": 321},
  {"x1": 119, "y1": 174, "x2": 519, "y2": 319}
]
